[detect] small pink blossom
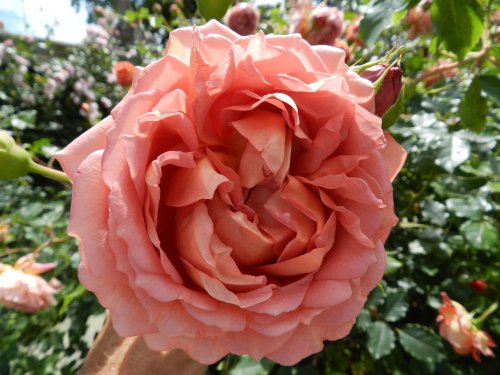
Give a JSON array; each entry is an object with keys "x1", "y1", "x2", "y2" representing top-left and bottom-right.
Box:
[
  {"x1": 224, "y1": 2, "x2": 260, "y2": 36},
  {"x1": 0, "y1": 256, "x2": 62, "y2": 313}
]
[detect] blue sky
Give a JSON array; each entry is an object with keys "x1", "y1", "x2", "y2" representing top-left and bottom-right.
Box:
[
  {"x1": 0, "y1": 0, "x2": 88, "y2": 44},
  {"x1": 0, "y1": 0, "x2": 284, "y2": 45}
]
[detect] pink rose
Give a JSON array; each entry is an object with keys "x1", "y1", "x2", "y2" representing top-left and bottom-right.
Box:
[
  {"x1": 471, "y1": 330, "x2": 496, "y2": 362},
  {"x1": 224, "y1": 2, "x2": 260, "y2": 36},
  {"x1": 56, "y1": 21, "x2": 406, "y2": 365},
  {"x1": 437, "y1": 293, "x2": 497, "y2": 362},
  {"x1": 437, "y1": 292, "x2": 474, "y2": 355},
  {"x1": 404, "y1": 5, "x2": 431, "y2": 40},
  {"x1": 289, "y1": 1, "x2": 344, "y2": 46},
  {"x1": 0, "y1": 255, "x2": 62, "y2": 313}
]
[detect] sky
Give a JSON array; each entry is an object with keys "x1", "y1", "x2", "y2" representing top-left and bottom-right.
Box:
[
  {"x1": 0, "y1": 0, "x2": 284, "y2": 45},
  {"x1": 0, "y1": 0, "x2": 88, "y2": 44}
]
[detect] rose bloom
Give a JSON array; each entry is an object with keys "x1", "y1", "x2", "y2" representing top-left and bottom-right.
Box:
[
  {"x1": 404, "y1": 5, "x2": 431, "y2": 40},
  {"x1": 437, "y1": 293, "x2": 496, "y2": 362},
  {"x1": 290, "y1": 1, "x2": 344, "y2": 46},
  {"x1": 114, "y1": 61, "x2": 135, "y2": 87},
  {"x1": 471, "y1": 330, "x2": 496, "y2": 362},
  {"x1": 0, "y1": 256, "x2": 61, "y2": 313},
  {"x1": 345, "y1": 16, "x2": 363, "y2": 48},
  {"x1": 422, "y1": 59, "x2": 457, "y2": 88},
  {"x1": 437, "y1": 292, "x2": 474, "y2": 355},
  {"x1": 224, "y1": 2, "x2": 260, "y2": 36},
  {"x1": 56, "y1": 21, "x2": 406, "y2": 365}
]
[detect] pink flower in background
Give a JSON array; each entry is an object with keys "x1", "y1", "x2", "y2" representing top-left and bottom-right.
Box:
[
  {"x1": 437, "y1": 293, "x2": 496, "y2": 362},
  {"x1": 345, "y1": 16, "x2": 363, "y2": 47},
  {"x1": 423, "y1": 59, "x2": 457, "y2": 88},
  {"x1": 224, "y1": 2, "x2": 260, "y2": 36},
  {"x1": 113, "y1": 61, "x2": 135, "y2": 87},
  {"x1": 0, "y1": 255, "x2": 62, "y2": 313},
  {"x1": 437, "y1": 293, "x2": 474, "y2": 355},
  {"x1": 404, "y1": 5, "x2": 431, "y2": 40},
  {"x1": 290, "y1": 1, "x2": 344, "y2": 46},
  {"x1": 56, "y1": 21, "x2": 406, "y2": 365},
  {"x1": 471, "y1": 330, "x2": 496, "y2": 362}
]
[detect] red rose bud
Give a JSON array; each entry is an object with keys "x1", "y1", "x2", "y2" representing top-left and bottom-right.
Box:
[
  {"x1": 113, "y1": 61, "x2": 135, "y2": 87},
  {"x1": 361, "y1": 64, "x2": 403, "y2": 117},
  {"x1": 224, "y1": 2, "x2": 260, "y2": 36},
  {"x1": 468, "y1": 279, "x2": 487, "y2": 293}
]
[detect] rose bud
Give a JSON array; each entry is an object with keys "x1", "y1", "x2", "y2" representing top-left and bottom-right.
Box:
[
  {"x1": 471, "y1": 330, "x2": 496, "y2": 362},
  {"x1": 0, "y1": 130, "x2": 32, "y2": 180},
  {"x1": 360, "y1": 64, "x2": 403, "y2": 117},
  {"x1": 436, "y1": 292, "x2": 474, "y2": 355},
  {"x1": 305, "y1": 5, "x2": 344, "y2": 46},
  {"x1": 223, "y1": 2, "x2": 260, "y2": 36},
  {"x1": 0, "y1": 260, "x2": 62, "y2": 313},
  {"x1": 113, "y1": 61, "x2": 135, "y2": 87},
  {"x1": 468, "y1": 279, "x2": 487, "y2": 293}
]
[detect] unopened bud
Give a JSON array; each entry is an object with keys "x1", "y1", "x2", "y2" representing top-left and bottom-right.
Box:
[
  {"x1": 0, "y1": 131, "x2": 32, "y2": 179},
  {"x1": 468, "y1": 279, "x2": 487, "y2": 293},
  {"x1": 361, "y1": 64, "x2": 403, "y2": 117}
]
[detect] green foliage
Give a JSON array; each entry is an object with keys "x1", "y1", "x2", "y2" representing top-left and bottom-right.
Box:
[
  {"x1": 458, "y1": 77, "x2": 488, "y2": 132},
  {"x1": 431, "y1": 0, "x2": 484, "y2": 59},
  {"x1": 398, "y1": 325, "x2": 445, "y2": 363},
  {"x1": 367, "y1": 321, "x2": 396, "y2": 359}
]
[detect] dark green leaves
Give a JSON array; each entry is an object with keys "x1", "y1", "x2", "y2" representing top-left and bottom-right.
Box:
[
  {"x1": 398, "y1": 324, "x2": 445, "y2": 362},
  {"x1": 381, "y1": 291, "x2": 409, "y2": 322},
  {"x1": 367, "y1": 322, "x2": 396, "y2": 359},
  {"x1": 359, "y1": 0, "x2": 404, "y2": 45},
  {"x1": 431, "y1": 0, "x2": 484, "y2": 59},
  {"x1": 458, "y1": 77, "x2": 488, "y2": 132}
]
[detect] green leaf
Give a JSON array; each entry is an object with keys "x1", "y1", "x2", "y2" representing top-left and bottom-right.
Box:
[
  {"x1": 431, "y1": 0, "x2": 484, "y2": 59},
  {"x1": 367, "y1": 321, "x2": 396, "y2": 359},
  {"x1": 458, "y1": 77, "x2": 488, "y2": 132},
  {"x1": 359, "y1": 0, "x2": 404, "y2": 45},
  {"x1": 230, "y1": 356, "x2": 271, "y2": 375},
  {"x1": 385, "y1": 255, "x2": 403, "y2": 275},
  {"x1": 460, "y1": 220, "x2": 499, "y2": 251},
  {"x1": 435, "y1": 133, "x2": 470, "y2": 173},
  {"x1": 197, "y1": 0, "x2": 232, "y2": 20},
  {"x1": 398, "y1": 324, "x2": 445, "y2": 363},
  {"x1": 381, "y1": 291, "x2": 409, "y2": 322},
  {"x1": 478, "y1": 75, "x2": 500, "y2": 104},
  {"x1": 355, "y1": 309, "x2": 372, "y2": 332}
]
